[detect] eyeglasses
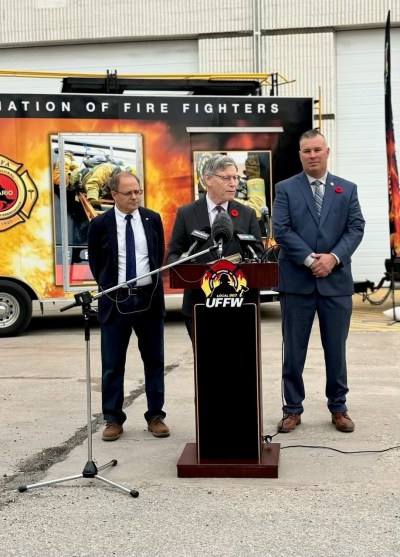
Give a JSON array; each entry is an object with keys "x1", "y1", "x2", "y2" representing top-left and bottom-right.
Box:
[
  {"x1": 115, "y1": 189, "x2": 143, "y2": 197},
  {"x1": 210, "y1": 174, "x2": 240, "y2": 183}
]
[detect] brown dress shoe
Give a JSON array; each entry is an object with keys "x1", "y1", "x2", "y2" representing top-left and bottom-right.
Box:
[
  {"x1": 277, "y1": 413, "x2": 301, "y2": 433},
  {"x1": 147, "y1": 416, "x2": 170, "y2": 438},
  {"x1": 102, "y1": 422, "x2": 123, "y2": 441},
  {"x1": 331, "y1": 412, "x2": 355, "y2": 432}
]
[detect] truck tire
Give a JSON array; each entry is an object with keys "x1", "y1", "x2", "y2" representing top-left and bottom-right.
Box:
[{"x1": 0, "y1": 280, "x2": 32, "y2": 337}]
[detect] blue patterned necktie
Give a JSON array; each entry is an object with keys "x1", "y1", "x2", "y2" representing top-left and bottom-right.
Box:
[
  {"x1": 215, "y1": 205, "x2": 224, "y2": 213},
  {"x1": 125, "y1": 214, "x2": 136, "y2": 281},
  {"x1": 313, "y1": 180, "x2": 324, "y2": 216}
]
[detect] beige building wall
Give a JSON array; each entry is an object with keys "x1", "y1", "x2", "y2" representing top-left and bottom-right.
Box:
[{"x1": 1, "y1": 1, "x2": 398, "y2": 45}]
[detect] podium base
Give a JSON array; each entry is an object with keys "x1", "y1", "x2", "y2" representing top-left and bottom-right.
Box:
[{"x1": 177, "y1": 443, "x2": 280, "y2": 478}]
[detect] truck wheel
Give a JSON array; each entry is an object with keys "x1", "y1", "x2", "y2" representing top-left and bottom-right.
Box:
[{"x1": 0, "y1": 281, "x2": 32, "y2": 337}]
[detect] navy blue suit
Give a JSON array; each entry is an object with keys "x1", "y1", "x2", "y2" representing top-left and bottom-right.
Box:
[
  {"x1": 88, "y1": 206, "x2": 166, "y2": 424},
  {"x1": 273, "y1": 171, "x2": 365, "y2": 414}
]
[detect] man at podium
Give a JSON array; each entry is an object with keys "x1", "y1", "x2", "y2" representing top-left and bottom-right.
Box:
[{"x1": 167, "y1": 154, "x2": 264, "y2": 338}]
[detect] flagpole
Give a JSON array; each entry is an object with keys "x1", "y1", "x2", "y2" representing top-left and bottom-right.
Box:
[{"x1": 384, "y1": 10, "x2": 400, "y2": 322}]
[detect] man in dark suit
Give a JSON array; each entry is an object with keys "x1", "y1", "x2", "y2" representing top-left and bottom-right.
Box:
[
  {"x1": 167, "y1": 154, "x2": 264, "y2": 338},
  {"x1": 88, "y1": 171, "x2": 169, "y2": 441},
  {"x1": 272, "y1": 129, "x2": 365, "y2": 433}
]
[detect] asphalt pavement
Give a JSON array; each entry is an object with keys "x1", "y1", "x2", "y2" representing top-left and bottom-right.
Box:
[{"x1": 0, "y1": 293, "x2": 399, "y2": 557}]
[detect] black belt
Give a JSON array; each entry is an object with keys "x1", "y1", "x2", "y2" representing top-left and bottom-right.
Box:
[{"x1": 118, "y1": 284, "x2": 153, "y2": 295}]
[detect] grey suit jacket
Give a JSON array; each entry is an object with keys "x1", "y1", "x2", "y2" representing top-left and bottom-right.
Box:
[
  {"x1": 272, "y1": 171, "x2": 365, "y2": 295},
  {"x1": 167, "y1": 197, "x2": 264, "y2": 316}
]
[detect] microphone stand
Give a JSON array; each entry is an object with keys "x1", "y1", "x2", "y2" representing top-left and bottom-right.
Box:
[
  {"x1": 18, "y1": 289, "x2": 139, "y2": 498},
  {"x1": 18, "y1": 243, "x2": 218, "y2": 498}
]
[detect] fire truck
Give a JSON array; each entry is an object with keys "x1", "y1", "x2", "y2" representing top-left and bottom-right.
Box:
[{"x1": 0, "y1": 74, "x2": 314, "y2": 336}]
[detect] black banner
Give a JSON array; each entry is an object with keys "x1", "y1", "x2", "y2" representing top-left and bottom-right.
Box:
[{"x1": 384, "y1": 10, "x2": 400, "y2": 259}]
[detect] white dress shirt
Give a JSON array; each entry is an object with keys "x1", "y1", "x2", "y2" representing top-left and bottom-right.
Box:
[
  {"x1": 206, "y1": 195, "x2": 229, "y2": 226},
  {"x1": 114, "y1": 206, "x2": 152, "y2": 286}
]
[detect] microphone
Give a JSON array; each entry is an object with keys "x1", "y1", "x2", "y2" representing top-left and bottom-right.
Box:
[
  {"x1": 211, "y1": 210, "x2": 234, "y2": 258},
  {"x1": 235, "y1": 232, "x2": 261, "y2": 262},
  {"x1": 180, "y1": 227, "x2": 211, "y2": 259},
  {"x1": 259, "y1": 206, "x2": 270, "y2": 240}
]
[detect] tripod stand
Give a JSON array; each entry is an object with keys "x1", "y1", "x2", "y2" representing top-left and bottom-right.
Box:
[
  {"x1": 18, "y1": 291, "x2": 139, "y2": 498},
  {"x1": 18, "y1": 241, "x2": 222, "y2": 497}
]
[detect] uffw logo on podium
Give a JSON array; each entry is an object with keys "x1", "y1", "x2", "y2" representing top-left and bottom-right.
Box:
[{"x1": 201, "y1": 259, "x2": 249, "y2": 308}]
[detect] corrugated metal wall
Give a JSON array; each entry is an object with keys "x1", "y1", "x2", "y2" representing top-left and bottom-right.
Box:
[
  {"x1": 199, "y1": 37, "x2": 253, "y2": 73},
  {"x1": 1, "y1": 1, "x2": 398, "y2": 45},
  {"x1": 261, "y1": 0, "x2": 397, "y2": 29},
  {"x1": 263, "y1": 32, "x2": 337, "y2": 163},
  {"x1": 198, "y1": 31, "x2": 337, "y2": 161},
  {"x1": 0, "y1": 0, "x2": 254, "y2": 44}
]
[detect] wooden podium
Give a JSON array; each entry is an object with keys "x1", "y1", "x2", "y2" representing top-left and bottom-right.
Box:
[{"x1": 170, "y1": 262, "x2": 280, "y2": 478}]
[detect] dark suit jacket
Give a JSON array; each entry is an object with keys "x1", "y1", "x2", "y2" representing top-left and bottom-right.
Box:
[
  {"x1": 167, "y1": 197, "x2": 264, "y2": 316},
  {"x1": 88, "y1": 206, "x2": 165, "y2": 323},
  {"x1": 272, "y1": 171, "x2": 365, "y2": 295}
]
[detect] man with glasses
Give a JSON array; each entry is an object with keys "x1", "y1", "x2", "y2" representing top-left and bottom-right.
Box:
[
  {"x1": 167, "y1": 154, "x2": 264, "y2": 338},
  {"x1": 88, "y1": 171, "x2": 169, "y2": 441}
]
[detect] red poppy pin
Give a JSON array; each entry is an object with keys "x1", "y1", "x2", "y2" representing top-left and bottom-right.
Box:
[
  {"x1": 335, "y1": 187, "x2": 343, "y2": 193},
  {"x1": 230, "y1": 209, "x2": 239, "y2": 217}
]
